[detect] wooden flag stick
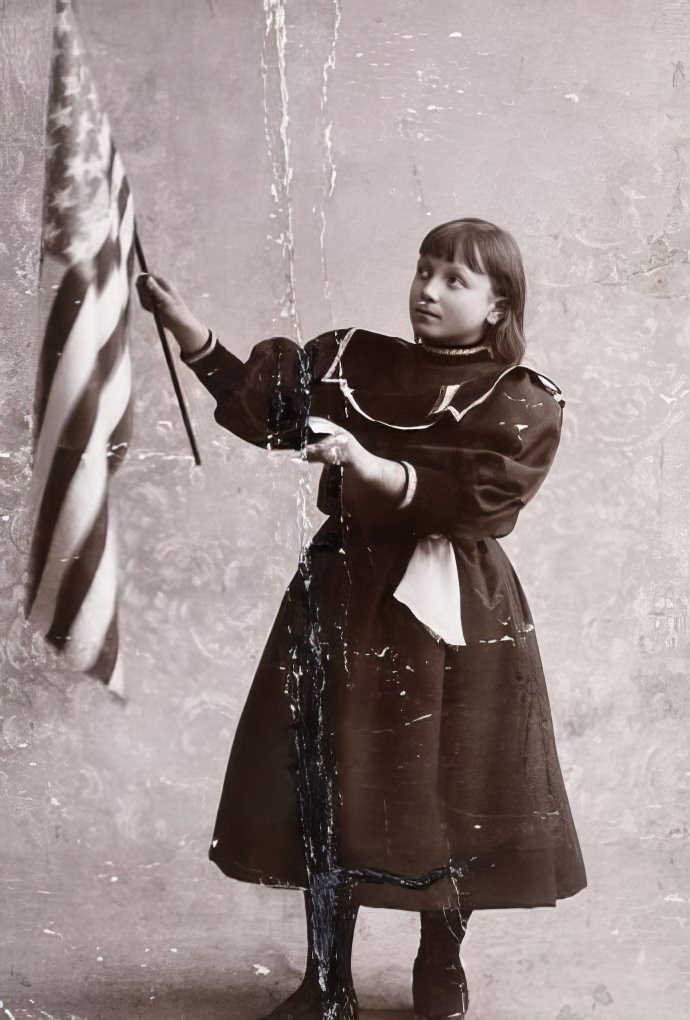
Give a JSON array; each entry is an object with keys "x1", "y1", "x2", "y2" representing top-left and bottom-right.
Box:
[{"x1": 133, "y1": 226, "x2": 202, "y2": 466}]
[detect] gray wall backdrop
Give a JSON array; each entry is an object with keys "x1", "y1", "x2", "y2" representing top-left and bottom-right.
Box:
[{"x1": 1, "y1": 1, "x2": 689, "y2": 1018}]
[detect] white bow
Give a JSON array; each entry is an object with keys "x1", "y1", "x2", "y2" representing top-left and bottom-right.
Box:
[{"x1": 393, "y1": 534, "x2": 465, "y2": 646}]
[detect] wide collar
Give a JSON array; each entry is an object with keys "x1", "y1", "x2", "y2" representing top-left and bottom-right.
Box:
[{"x1": 318, "y1": 328, "x2": 515, "y2": 430}]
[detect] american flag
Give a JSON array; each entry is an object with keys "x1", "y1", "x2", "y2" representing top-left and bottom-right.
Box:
[{"x1": 26, "y1": 0, "x2": 135, "y2": 695}]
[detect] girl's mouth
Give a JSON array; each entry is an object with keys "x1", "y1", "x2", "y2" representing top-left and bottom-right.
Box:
[{"x1": 415, "y1": 306, "x2": 440, "y2": 319}]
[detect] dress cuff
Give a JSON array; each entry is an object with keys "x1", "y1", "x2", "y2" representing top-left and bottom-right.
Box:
[
  {"x1": 396, "y1": 460, "x2": 418, "y2": 509},
  {"x1": 181, "y1": 328, "x2": 217, "y2": 365}
]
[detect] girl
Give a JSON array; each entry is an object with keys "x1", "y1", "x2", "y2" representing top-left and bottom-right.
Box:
[{"x1": 138, "y1": 218, "x2": 587, "y2": 1020}]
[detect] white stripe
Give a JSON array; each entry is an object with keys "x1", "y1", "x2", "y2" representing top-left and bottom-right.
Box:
[
  {"x1": 397, "y1": 460, "x2": 417, "y2": 509},
  {"x1": 110, "y1": 149, "x2": 125, "y2": 203},
  {"x1": 32, "y1": 193, "x2": 134, "y2": 509},
  {"x1": 107, "y1": 650, "x2": 125, "y2": 697},
  {"x1": 450, "y1": 365, "x2": 520, "y2": 423},
  {"x1": 117, "y1": 189, "x2": 135, "y2": 261},
  {"x1": 66, "y1": 501, "x2": 119, "y2": 672},
  {"x1": 29, "y1": 346, "x2": 132, "y2": 635},
  {"x1": 429, "y1": 383, "x2": 460, "y2": 415},
  {"x1": 184, "y1": 330, "x2": 218, "y2": 364},
  {"x1": 535, "y1": 371, "x2": 564, "y2": 400},
  {"x1": 108, "y1": 169, "x2": 132, "y2": 254}
]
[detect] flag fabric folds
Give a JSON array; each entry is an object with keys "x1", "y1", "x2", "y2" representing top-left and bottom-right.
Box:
[{"x1": 26, "y1": 0, "x2": 135, "y2": 695}]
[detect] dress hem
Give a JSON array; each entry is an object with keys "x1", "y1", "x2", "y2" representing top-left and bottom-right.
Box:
[{"x1": 208, "y1": 849, "x2": 587, "y2": 912}]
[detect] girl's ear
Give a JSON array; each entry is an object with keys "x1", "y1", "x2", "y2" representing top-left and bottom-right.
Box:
[{"x1": 486, "y1": 296, "x2": 507, "y2": 325}]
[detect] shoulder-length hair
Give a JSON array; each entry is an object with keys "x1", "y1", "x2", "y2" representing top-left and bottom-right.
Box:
[{"x1": 419, "y1": 218, "x2": 527, "y2": 365}]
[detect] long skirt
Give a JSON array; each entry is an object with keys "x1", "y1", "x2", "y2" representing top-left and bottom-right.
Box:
[{"x1": 209, "y1": 512, "x2": 587, "y2": 911}]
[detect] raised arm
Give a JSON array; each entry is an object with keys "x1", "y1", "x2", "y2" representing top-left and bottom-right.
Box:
[
  {"x1": 136, "y1": 273, "x2": 309, "y2": 447},
  {"x1": 137, "y1": 273, "x2": 214, "y2": 360}
]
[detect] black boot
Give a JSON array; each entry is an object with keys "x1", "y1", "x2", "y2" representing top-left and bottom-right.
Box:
[
  {"x1": 262, "y1": 883, "x2": 360, "y2": 1019},
  {"x1": 412, "y1": 907, "x2": 472, "y2": 1019}
]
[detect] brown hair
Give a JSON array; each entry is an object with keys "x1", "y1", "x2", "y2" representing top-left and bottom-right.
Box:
[{"x1": 419, "y1": 217, "x2": 527, "y2": 364}]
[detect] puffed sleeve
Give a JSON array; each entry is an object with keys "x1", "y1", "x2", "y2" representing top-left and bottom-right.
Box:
[
  {"x1": 182, "y1": 329, "x2": 346, "y2": 449},
  {"x1": 182, "y1": 334, "x2": 300, "y2": 449},
  {"x1": 394, "y1": 367, "x2": 565, "y2": 540}
]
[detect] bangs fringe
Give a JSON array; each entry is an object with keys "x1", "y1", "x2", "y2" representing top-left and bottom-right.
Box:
[{"x1": 419, "y1": 218, "x2": 527, "y2": 365}]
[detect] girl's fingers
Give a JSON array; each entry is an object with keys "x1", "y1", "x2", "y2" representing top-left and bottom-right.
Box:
[
  {"x1": 303, "y1": 448, "x2": 331, "y2": 463},
  {"x1": 139, "y1": 275, "x2": 175, "y2": 314},
  {"x1": 136, "y1": 273, "x2": 173, "y2": 301},
  {"x1": 135, "y1": 274, "x2": 154, "y2": 311},
  {"x1": 306, "y1": 438, "x2": 339, "y2": 454},
  {"x1": 150, "y1": 274, "x2": 176, "y2": 295},
  {"x1": 146, "y1": 276, "x2": 169, "y2": 300},
  {"x1": 303, "y1": 438, "x2": 348, "y2": 464}
]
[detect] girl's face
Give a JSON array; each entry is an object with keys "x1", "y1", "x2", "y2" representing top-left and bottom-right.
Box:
[{"x1": 409, "y1": 251, "x2": 500, "y2": 347}]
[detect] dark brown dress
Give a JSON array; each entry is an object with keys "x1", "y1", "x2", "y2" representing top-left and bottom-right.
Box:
[{"x1": 185, "y1": 327, "x2": 587, "y2": 912}]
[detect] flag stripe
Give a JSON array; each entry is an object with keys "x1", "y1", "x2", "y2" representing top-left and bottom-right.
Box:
[
  {"x1": 34, "y1": 266, "x2": 91, "y2": 436},
  {"x1": 44, "y1": 392, "x2": 132, "y2": 647},
  {"x1": 28, "y1": 345, "x2": 132, "y2": 636},
  {"x1": 106, "y1": 397, "x2": 134, "y2": 470},
  {"x1": 96, "y1": 175, "x2": 130, "y2": 290},
  {"x1": 26, "y1": 313, "x2": 128, "y2": 614},
  {"x1": 31, "y1": 188, "x2": 134, "y2": 510},
  {"x1": 35, "y1": 167, "x2": 130, "y2": 438},
  {"x1": 67, "y1": 497, "x2": 119, "y2": 669},
  {"x1": 47, "y1": 493, "x2": 109, "y2": 648},
  {"x1": 86, "y1": 611, "x2": 119, "y2": 685},
  {"x1": 30, "y1": 1, "x2": 136, "y2": 690}
]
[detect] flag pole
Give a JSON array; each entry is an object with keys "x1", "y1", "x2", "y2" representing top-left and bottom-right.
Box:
[{"x1": 133, "y1": 225, "x2": 202, "y2": 466}]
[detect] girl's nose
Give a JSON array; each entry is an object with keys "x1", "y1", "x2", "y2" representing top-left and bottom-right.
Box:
[{"x1": 420, "y1": 277, "x2": 439, "y2": 301}]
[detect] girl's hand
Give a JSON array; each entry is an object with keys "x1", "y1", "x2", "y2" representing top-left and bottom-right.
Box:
[
  {"x1": 302, "y1": 424, "x2": 408, "y2": 510},
  {"x1": 136, "y1": 274, "x2": 208, "y2": 357},
  {"x1": 302, "y1": 423, "x2": 375, "y2": 479}
]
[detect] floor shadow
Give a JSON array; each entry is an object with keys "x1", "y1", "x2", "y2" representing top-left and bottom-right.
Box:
[{"x1": 33, "y1": 983, "x2": 416, "y2": 1020}]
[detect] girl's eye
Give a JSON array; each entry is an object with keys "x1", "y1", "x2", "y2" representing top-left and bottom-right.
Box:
[
  {"x1": 417, "y1": 266, "x2": 429, "y2": 278},
  {"x1": 448, "y1": 276, "x2": 464, "y2": 287}
]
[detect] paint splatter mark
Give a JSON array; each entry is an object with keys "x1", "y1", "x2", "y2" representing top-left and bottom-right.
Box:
[
  {"x1": 262, "y1": 0, "x2": 301, "y2": 337},
  {"x1": 411, "y1": 161, "x2": 429, "y2": 215},
  {"x1": 319, "y1": 0, "x2": 341, "y2": 315},
  {"x1": 404, "y1": 713, "x2": 432, "y2": 726}
]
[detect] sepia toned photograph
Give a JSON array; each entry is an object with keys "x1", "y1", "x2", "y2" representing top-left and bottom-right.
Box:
[{"x1": 1, "y1": 1, "x2": 688, "y2": 1018}]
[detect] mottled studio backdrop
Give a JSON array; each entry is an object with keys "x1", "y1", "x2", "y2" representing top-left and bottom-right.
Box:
[{"x1": 1, "y1": 0, "x2": 689, "y2": 1018}]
